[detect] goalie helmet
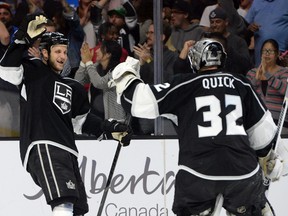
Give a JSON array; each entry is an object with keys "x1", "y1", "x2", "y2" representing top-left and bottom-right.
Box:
[
  {"x1": 188, "y1": 39, "x2": 226, "y2": 71},
  {"x1": 40, "y1": 32, "x2": 69, "y2": 52}
]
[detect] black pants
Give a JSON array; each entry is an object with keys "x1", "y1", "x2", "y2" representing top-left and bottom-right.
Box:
[
  {"x1": 27, "y1": 144, "x2": 88, "y2": 215},
  {"x1": 173, "y1": 168, "x2": 267, "y2": 216}
]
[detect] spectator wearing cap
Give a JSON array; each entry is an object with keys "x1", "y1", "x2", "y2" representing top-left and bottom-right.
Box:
[
  {"x1": 209, "y1": 6, "x2": 252, "y2": 75},
  {"x1": 107, "y1": 0, "x2": 139, "y2": 56},
  {"x1": 170, "y1": 0, "x2": 204, "y2": 53},
  {"x1": 200, "y1": 0, "x2": 247, "y2": 37}
]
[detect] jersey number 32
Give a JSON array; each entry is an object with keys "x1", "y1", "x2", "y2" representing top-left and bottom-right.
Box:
[{"x1": 196, "y1": 94, "x2": 246, "y2": 138}]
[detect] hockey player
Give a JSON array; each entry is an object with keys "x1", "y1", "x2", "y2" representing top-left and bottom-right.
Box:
[
  {"x1": 0, "y1": 14, "x2": 132, "y2": 216},
  {"x1": 111, "y1": 40, "x2": 283, "y2": 215}
]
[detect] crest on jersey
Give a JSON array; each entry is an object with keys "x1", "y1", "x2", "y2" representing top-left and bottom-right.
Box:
[{"x1": 53, "y1": 81, "x2": 72, "y2": 114}]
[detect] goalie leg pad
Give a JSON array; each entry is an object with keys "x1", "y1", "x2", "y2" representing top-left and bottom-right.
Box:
[{"x1": 52, "y1": 203, "x2": 73, "y2": 216}]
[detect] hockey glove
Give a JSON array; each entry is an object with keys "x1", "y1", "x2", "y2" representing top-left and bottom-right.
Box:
[
  {"x1": 14, "y1": 13, "x2": 47, "y2": 45},
  {"x1": 102, "y1": 119, "x2": 133, "y2": 146},
  {"x1": 259, "y1": 150, "x2": 283, "y2": 182},
  {"x1": 111, "y1": 56, "x2": 142, "y2": 104}
]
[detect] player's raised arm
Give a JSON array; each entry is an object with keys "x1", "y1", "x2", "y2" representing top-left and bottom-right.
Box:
[{"x1": 0, "y1": 13, "x2": 47, "y2": 84}]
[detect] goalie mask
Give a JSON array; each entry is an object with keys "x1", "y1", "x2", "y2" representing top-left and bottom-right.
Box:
[
  {"x1": 40, "y1": 32, "x2": 69, "y2": 52},
  {"x1": 188, "y1": 39, "x2": 226, "y2": 71}
]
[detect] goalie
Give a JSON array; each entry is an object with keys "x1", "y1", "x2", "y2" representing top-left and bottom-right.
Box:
[
  {"x1": 0, "y1": 14, "x2": 132, "y2": 216},
  {"x1": 111, "y1": 39, "x2": 284, "y2": 215}
]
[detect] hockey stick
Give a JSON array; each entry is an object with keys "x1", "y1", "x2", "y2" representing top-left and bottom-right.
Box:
[
  {"x1": 97, "y1": 115, "x2": 132, "y2": 216},
  {"x1": 263, "y1": 82, "x2": 288, "y2": 189},
  {"x1": 272, "y1": 82, "x2": 288, "y2": 153},
  {"x1": 97, "y1": 142, "x2": 122, "y2": 216}
]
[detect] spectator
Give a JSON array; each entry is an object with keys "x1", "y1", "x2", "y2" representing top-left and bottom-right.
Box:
[
  {"x1": 107, "y1": 0, "x2": 139, "y2": 56},
  {"x1": 13, "y1": 0, "x2": 44, "y2": 27},
  {"x1": 173, "y1": 32, "x2": 228, "y2": 74},
  {"x1": 88, "y1": 22, "x2": 129, "y2": 119},
  {"x1": 131, "y1": 0, "x2": 153, "y2": 45},
  {"x1": 134, "y1": 21, "x2": 178, "y2": 83},
  {"x1": 77, "y1": 0, "x2": 109, "y2": 48},
  {"x1": 199, "y1": 0, "x2": 217, "y2": 30},
  {"x1": 209, "y1": 6, "x2": 252, "y2": 75},
  {"x1": 0, "y1": 2, "x2": 17, "y2": 48},
  {"x1": 162, "y1": 0, "x2": 172, "y2": 24},
  {"x1": 83, "y1": 22, "x2": 128, "y2": 121},
  {"x1": 77, "y1": 0, "x2": 97, "y2": 48},
  {"x1": 170, "y1": 0, "x2": 204, "y2": 53},
  {"x1": 246, "y1": 39, "x2": 288, "y2": 135},
  {"x1": 132, "y1": 21, "x2": 178, "y2": 135},
  {"x1": 0, "y1": 20, "x2": 9, "y2": 57},
  {"x1": 75, "y1": 40, "x2": 128, "y2": 121},
  {"x1": 200, "y1": 0, "x2": 247, "y2": 38},
  {"x1": 0, "y1": 2, "x2": 19, "y2": 137},
  {"x1": 245, "y1": 0, "x2": 288, "y2": 67},
  {"x1": 237, "y1": 0, "x2": 253, "y2": 18},
  {"x1": 91, "y1": 22, "x2": 128, "y2": 63}
]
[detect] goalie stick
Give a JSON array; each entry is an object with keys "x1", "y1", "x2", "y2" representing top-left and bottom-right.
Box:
[
  {"x1": 271, "y1": 81, "x2": 288, "y2": 155},
  {"x1": 261, "y1": 80, "x2": 288, "y2": 216},
  {"x1": 263, "y1": 81, "x2": 288, "y2": 189}
]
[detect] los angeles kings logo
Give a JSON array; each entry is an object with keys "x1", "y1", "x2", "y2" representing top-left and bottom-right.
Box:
[{"x1": 53, "y1": 81, "x2": 72, "y2": 114}]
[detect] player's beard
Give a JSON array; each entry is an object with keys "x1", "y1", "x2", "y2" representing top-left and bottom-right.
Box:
[{"x1": 48, "y1": 59, "x2": 64, "y2": 74}]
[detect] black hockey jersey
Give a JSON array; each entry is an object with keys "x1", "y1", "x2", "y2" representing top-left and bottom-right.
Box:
[
  {"x1": 0, "y1": 43, "x2": 103, "y2": 168},
  {"x1": 121, "y1": 71, "x2": 277, "y2": 180}
]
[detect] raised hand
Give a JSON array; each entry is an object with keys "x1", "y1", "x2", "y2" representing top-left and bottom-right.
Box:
[
  {"x1": 14, "y1": 13, "x2": 47, "y2": 45},
  {"x1": 27, "y1": 15, "x2": 47, "y2": 39}
]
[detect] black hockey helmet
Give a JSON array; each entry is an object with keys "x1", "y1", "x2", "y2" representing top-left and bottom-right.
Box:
[
  {"x1": 188, "y1": 38, "x2": 226, "y2": 71},
  {"x1": 40, "y1": 32, "x2": 69, "y2": 52}
]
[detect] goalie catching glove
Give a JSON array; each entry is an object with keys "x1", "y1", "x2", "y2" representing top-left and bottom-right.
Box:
[
  {"x1": 259, "y1": 149, "x2": 283, "y2": 182},
  {"x1": 101, "y1": 119, "x2": 133, "y2": 146},
  {"x1": 14, "y1": 13, "x2": 47, "y2": 45},
  {"x1": 111, "y1": 56, "x2": 143, "y2": 104}
]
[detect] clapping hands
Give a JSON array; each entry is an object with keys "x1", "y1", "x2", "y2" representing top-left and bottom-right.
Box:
[
  {"x1": 80, "y1": 42, "x2": 93, "y2": 63},
  {"x1": 133, "y1": 43, "x2": 152, "y2": 65}
]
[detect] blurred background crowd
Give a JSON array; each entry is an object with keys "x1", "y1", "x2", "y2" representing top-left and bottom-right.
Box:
[{"x1": 0, "y1": 0, "x2": 288, "y2": 137}]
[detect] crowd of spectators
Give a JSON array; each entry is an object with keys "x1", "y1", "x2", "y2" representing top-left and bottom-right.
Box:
[{"x1": 0, "y1": 0, "x2": 288, "y2": 137}]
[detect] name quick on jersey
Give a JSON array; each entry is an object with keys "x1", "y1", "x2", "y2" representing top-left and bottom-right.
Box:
[{"x1": 202, "y1": 77, "x2": 235, "y2": 89}]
